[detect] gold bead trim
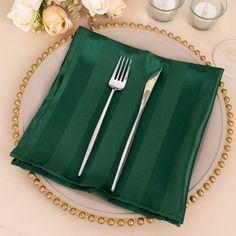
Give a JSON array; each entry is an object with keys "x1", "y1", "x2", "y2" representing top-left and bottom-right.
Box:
[{"x1": 11, "y1": 22, "x2": 233, "y2": 226}]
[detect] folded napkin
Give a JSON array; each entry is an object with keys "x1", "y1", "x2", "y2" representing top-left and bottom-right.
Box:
[{"x1": 10, "y1": 26, "x2": 223, "y2": 226}]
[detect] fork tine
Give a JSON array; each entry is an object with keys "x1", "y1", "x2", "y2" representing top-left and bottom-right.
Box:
[
  {"x1": 119, "y1": 58, "x2": 130, "y2": 81},
  {"x1": 115, "y1": 57, "x2": 126, "y2": 80},
  {"x1": 123, "y1": 59, "x2": 132, "y2": 82},
  {"x1": 111, "y1": 56, "x2": 123, "y2": 80}
]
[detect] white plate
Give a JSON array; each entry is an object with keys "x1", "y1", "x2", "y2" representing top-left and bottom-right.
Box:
[{"x1": 19, "y1": 27, "x2": 226, "y2": 219}]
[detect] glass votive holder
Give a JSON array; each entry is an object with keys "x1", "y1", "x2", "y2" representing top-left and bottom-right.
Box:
[
  {"x1": 148, "y1": 0, "x2": 185, "y2": 22},
  {"x1": 188, "y1": 0, "x2": 227, "y2": 30}
]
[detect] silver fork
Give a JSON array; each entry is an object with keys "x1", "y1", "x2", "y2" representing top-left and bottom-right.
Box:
[{"x1": 78, "y1": 56, "x2": 132, "y2": 176}]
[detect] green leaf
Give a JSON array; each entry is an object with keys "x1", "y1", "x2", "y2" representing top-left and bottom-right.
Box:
[{"x1": 30, "y1": 10, "x2": 43, "y2": 32}]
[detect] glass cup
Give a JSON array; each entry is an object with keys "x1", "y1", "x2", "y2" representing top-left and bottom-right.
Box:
[
  {"x1": 148, "y1": 0, "x2": 185, "y2": 22},
  {"x1": 188, "y1": 0, "x2": 227, "y2": 30},
  {"x1": 213, "y1": 39, "x2": 236, "y2": 78}
]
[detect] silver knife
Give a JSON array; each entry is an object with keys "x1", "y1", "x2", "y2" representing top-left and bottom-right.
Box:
[{"x1": 111, "y1": 68, "x2": 163, "y2": 192}]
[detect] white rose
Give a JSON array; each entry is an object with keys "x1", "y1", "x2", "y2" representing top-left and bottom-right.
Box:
[
  {"x1": 107, "y1": 0, "x2": 126, "y2": 19},
  {"x1": 7, "y1": 0, "x2": 43, "y2": 32},
  {"x1": 82, "y1": 0, "x2": 109, "y2": 16}
]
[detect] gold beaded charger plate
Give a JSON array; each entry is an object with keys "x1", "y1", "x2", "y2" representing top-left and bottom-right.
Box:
[{"x1": 12, "y1": 23, "x2": 233, "y2": 226}]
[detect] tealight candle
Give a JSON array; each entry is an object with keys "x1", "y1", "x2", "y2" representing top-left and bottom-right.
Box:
[
  {"x1": 188, "y1": 0, "x2": 227, "y2": 30},
  {"x1": 149, "y1": 0, "x2": 185, "y2": 22}
]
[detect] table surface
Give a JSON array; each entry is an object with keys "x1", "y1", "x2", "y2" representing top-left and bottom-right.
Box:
[{"x1": 1, "y1": 0, "x2": 236, "y2": 235}]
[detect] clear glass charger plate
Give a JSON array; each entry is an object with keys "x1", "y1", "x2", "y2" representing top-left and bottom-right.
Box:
[{"x1": 12, "y1": 23, "x2": 233, "y2": 226}]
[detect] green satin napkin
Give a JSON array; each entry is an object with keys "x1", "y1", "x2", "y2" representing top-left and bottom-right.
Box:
[{"x1": 10, "y1": 26, "x2": 223, "y2": 226}]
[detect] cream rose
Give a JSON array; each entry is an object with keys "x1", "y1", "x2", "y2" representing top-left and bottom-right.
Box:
[
  {"x1": 107, "y1": 0, "x2": 126, "y2": 19},
  {"x1": 81, "y1": 0, "x2": 109, "y2": 16},
  {"x1": 42, "y1": 6, "x2": 73, "y2": 35},
  {"x1": 7, "y1": 0, "x2": 43, "y2": 32}
]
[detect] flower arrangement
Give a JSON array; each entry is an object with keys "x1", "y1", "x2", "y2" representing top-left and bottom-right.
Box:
[{"x1": 7, "y1": 0, "x2": 126, "y2": 35}]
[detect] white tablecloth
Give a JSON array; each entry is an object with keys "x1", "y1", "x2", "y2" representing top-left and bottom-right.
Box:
[{"x1": 0, "y1": 0, "x2": 236, "y2": 235}]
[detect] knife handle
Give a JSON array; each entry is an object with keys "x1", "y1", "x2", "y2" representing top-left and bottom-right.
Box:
[{"x1": 111, "y1": 108, "x2": 143, "y2": 192}]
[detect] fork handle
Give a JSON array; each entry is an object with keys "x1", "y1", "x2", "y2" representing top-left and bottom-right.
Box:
[
  {"x1": 78, "y1": 89, "x2": 116, "y2": 176},
  {"x1": 111, "y1": 107, "x2": 144, "y2": 192}
]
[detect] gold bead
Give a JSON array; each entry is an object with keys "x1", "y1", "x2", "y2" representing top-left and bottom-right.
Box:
[
  {"x1": 67, "y1": 35, "x2": 73, "y2": 41},
  {"x1": 60, "y1": 38, "x2": 66, "y2": 45},
  {"x1": 226, "y1": 104, "x2": 232, "y2": 111},
  {"x1": 204, "y1": 183, "x2": 210, "y2": 190},
  {"x1": 137, "y1": 218, "x2": 144, "y2": 225},
  {"x1": 209, "y1": 176, "x2": 216, "y2": 183},
  {"x1": 13, "y1": 132, "x2": 19, "y2": 139},
  {"x1": 46, "y1": 192, "x2": 53, "y2": 199},
  {"x1": 224, "y1": 145, "x2": 231, "y2": 152},
  {"x1": 168, "y1": 32, "x2": 174, "y2": 38},
  {"x1": 78, "y1": 211, "x2": 85, "y2": 219},
  {"x1": 33, "y1": 179, "x2": 40, "y2": 186},
  {"x1": 190, "y1": 195, "x2": 197, "y2": 203},
  {"x1": 181, "y1": 40, "x2": 188, "y2": 46},
  {"x1": 36, "y1": 58, "x2": 42, "y2": 65},
  {"x1": 14, "y1": 139, "x2": 19, "y2": 146},
  {"x1": 61, "y1": 203, "x2": 68, "y2": 210},
  {"x1": 98, "y1": 217, "x2": 105, "y2": 224},
  {"x1": 175, "y1": 36, "x2": 181, "y2": 42},
  {"x1": 12, "y1": 115, "x2": 18, "y2": 122},
  {"x1": 222, "y1": 152, "x2": 228, "y2": 160},
  {"x1": 200, "y1": 55, "x2": 206, "y2": 61},
  {"x1": 28, "y1": 172, "x2": 35, "y2": 179},
  {"x1": 39, "y1": 186, "x2": 46, "y2": 193},
  {"x1": 227, "y1": 112, "x2": 233, "y2": 119},
  {"x1": 70, "y1": 208, "x2": 76, "y2": 215},
  {"x1": 15, "y1": 99, "x2": 21, "y2": 107},
  {"x1": 219, "y1": 81, "x2": 224, "y2": 87},
  {"x1": 114, "y1": 23, "x2": 119, "y2": 27},
  {"x1": 106, "y1": 23, "x2": 111, "y2": 27},
  {"x1": 227, "y1": 128, "x2": 233, "y2": 135},
  {"x1": 53, "y1": 198, "x2": 60, "y2": 205},
  {"x1": 127, "y1": 219, "x2": 134, "y2": 226},
  {"x1": 13, "y1": 107, "x2": 19, "y2": 115},
  {"x1": 205, "y1": 61, "x2": 211, "y2": 66},
  {"x1": 226, "y1": 136, "x2": 232, "y2": 143},
  {"x1": 160, "y1": 29, "x2": 166, "y2": 35},
  {"x1": 88, "y1": 215, "x2": 95, "y2": 222},
  {"x1": 228, "y1": 120, "x2": 234, "y2": 127},
  {"x1": 194, "y1": 50, "x2": 200, "y2": 56},
  {"x1": 91, "y1": 16, "x2": 96, "y2": 22},
  {"x1": 31, "y1": 64, "x2": 37, "y2": 72},
  {"x1": 48, "y1": 47, "x2": 53, "y2": 53},
  {"x1": 90, "y1": 26, "x2": 95, "y2": 31},
  {"x1": 218, "y1": 160, "x2": 225, "y2": 168},
  {"x1": 147, "y1": 217, "x2": 154, "y2": 223},
  {"x1": 27, "y1": 70, "x2": 33, "y2": 77},
  {"x1": 117, "y1": 219, "x2": 124, "y2": 226},
  {"x1": 17, "y1": 92, "x2": 23, "y2": 99},
  {"x1": 214, "y1": 168, "x2": 221, "y2": 176},
  {"x1": 19, "y1": 84, "x2": 25, "y2": 91},
  {"x1": 145, "y1": 25, "x2": 151, "y2": 30},
  {"x1": 42, "y1": 52, "x2": 48, "y2": 59},
  {"x1": 153, "y1": 27, "x2": 159, "y2": 32},
  {"x1": 138, "y1": 23, "x2": 143, "y2": 28},
  {"x1": 53, "y1": 42, "x2": 60, "y2": 49},
  {"x1": 188, "y1": 45, "x2": 194, "y2": 51},
  {"x1": 98, "y1": 24, "x2": 103, "y2": 29},
  {"x1": 221, "y1": 89, "x2": 227, "y2": 95},
  {"x1": 197, "y1": 189, "x2": 204, "y2": 197},
  {"x1": 186, "y1": 201, "x2": 190, "y2": 208},
  {"x1": 12, "y1": 123, "x2": 19, "y2": 131},
  {"x1": 107, "y1": 218, "x2": 114, "y2": 226},
  {"x1": 130, "y1": 23, "x2": 135, "y2": 28},
  {"x1": 224, "y1": 96, "x2": 230, "y2": 103},
  {"x1": 23, "y1": 77, "x2": 29, "y2": 84}
]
